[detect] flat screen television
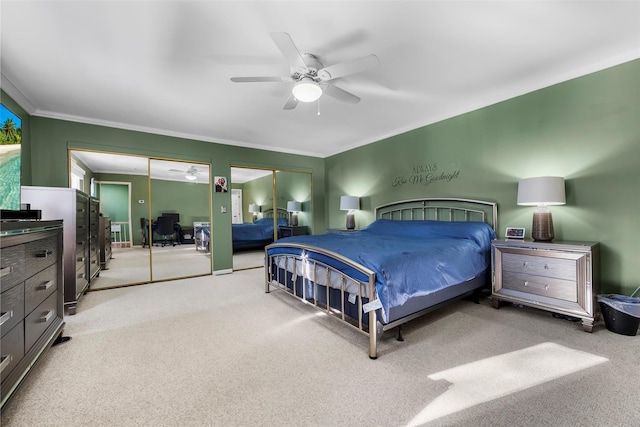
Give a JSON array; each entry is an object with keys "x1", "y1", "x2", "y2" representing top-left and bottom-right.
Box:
[{"x1": 0, "y1": 103, "x2": 22, "y2": 211}]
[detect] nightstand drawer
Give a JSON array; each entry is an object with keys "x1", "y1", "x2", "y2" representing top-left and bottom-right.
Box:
[
  {"x1": 502, "y1": 252, "x2": 576, "y2": 281},
  {"x1": 503, "y1": 271, "x2": 577, "y2": 302}
]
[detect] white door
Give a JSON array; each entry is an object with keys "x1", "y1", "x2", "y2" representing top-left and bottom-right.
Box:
[{"x1": 231, "y1": 189, "x2": 243, "y2": 224}]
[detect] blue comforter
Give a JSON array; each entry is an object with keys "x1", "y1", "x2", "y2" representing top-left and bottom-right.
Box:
[
  {"x1": 268, "y1": 219, "x2": 496, "y2": 320},
  {"x1": 233, "y1": 217, "x2": 287, "y2": 242}
]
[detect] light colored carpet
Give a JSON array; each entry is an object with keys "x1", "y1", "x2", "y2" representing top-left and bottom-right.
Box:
[
  {"x1": 1, "y1": 269, "x2": 638, "y2": 426},
  {"x1": 232, "y1": 250, "x2": 264, "y2": 271}
]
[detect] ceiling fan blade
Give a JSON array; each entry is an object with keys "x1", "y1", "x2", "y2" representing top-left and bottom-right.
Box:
[
  {"x1": 317, "y1": 54, "x2": 380, "y2": 81},
  {"x1": 269, "y1": 32, "x2": 308, "y2": 71},
  {"x1": 323, "y1": 84, "x2": 361, "y2": 104},
  {"x1": 283, "y1": 93, "x2": 298, "y2": 110},
  {"x1": 230, "y1": 76, "x2": 292, "y2": 83}
]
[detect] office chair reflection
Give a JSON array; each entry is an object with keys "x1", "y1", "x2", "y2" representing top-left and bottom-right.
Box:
[{"x1": 154, "y1": 215, "x2": 177, "y2": 247}]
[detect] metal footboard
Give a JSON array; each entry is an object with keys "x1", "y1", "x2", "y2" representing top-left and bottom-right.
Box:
[{"x1": 265, "y1": 242, "x2": 380, "y2": 359}]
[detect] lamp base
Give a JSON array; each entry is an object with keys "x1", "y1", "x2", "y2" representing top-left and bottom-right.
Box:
[
  {"x1": 532, "y1": 210, "x2": 554, "y2": 242},
  {"x1": 291, "y1": 212, "x2": 298, "y2": 226},
  {"x1": 345, "y1": 212, "x2": 355, "y2": 230}
]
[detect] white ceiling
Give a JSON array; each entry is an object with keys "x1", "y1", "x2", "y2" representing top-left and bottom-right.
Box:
[{"x1": 2, "y1": 1, "x2": 639, "y2": 158}]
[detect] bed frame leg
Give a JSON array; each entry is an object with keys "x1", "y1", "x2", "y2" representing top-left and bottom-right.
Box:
[{"x1": 396, "y1": 325, "x2": 404, "y2": 342}]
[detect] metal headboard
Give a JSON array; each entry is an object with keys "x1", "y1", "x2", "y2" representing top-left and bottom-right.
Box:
[
  {"x1": 263, "y1": 207, "x2": 289, "y2": 219},
  {"x1": 375, "y1": 198, "x2": 498, "y2": 231}
]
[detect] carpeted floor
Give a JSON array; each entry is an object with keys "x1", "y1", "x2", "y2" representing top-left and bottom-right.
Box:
[{"x1": 1, "y1": 268, "x2": 638, "y2": 426}]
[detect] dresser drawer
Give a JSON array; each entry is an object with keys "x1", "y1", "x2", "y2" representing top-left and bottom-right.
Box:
[
  {"x1": 502, "y1": 271, "x2": 578, "y2": 302},
  {"x1": 0, "y1": 244, "x2": 25, "y2": 293},
  {"x1": 25, "y1": 263, "x2": 58, "y2": 316},
  {"x1": 25, "y1": 234, "x2": 59, "y2": 279},
  {"x1": 0, "y1": 321, "x2": 25, "y2": 383},
  {"x1": 502, "y1": 252, "x2": 576, "y2": 281},
  {"x1": 1, "y1": 283, "x2": 24, "y2": 337},
  {"x1": 75, "y1": 264, "x2": 88, "y2": 296},
  {"x1": 25, "y1": 292, "x2": 58, "y2": 352}
]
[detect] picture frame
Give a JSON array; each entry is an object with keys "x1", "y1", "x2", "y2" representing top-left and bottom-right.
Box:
[
  {"x1": 505, "y1": 227, "x2": 525, "y2": 239},
  {"x1": 214, "y1": 176, "x2": 228, "y2": 193}
]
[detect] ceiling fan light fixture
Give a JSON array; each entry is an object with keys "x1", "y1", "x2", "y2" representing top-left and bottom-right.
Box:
[
  {"x1": 185, "y1": 174, "x2": 197, "y2": 181},
  {"x1": 292, "y1": 78, "x2": 322, "y2": 102}
]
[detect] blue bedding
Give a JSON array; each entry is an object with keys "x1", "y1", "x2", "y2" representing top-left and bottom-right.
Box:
[
  {"x1": 233, "y1": 217, "x2": 287, "y2": 246},
  {"x1": 268, "y1": 219, "x2": 496, "y2": 321}
]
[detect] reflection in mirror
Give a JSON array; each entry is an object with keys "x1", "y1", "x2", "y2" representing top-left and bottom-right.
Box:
[
  {"x1": 230, "y1": 167, "x2": 274, "y2": 270},
  {"x1": 70, "y1": 150, "x2": 151, "y2": 288},
  {"x1": 69, "y1": 150, "x2": 212, "y2": 290},
  {"x1": 149, "y1": 159, "x2": 212, "y2": 281},
  {"x1": 230, "y1": 166, "x2": 312, "y2": 271},
  {"x1": 276, "y1": 170, "x2": 312, "y2": 237}
]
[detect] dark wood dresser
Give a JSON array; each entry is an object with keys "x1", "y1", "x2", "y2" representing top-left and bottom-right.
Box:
[{"x1": 1, "y1": 220, "x2": 65, "y2": 409}]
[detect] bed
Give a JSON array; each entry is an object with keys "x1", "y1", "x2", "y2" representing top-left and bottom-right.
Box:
[
  {"x1": 233, "y1": 207, "x2": 289, "y2": 251},
  {"x1": 264, "y1": 198, "x2": 497, "y2": 359}
]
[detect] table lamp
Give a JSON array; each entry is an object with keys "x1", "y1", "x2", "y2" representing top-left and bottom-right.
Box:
[
  {"x1": 517, "y1": 176, "x2": 566, "y2": 242},
  {"x1": 287, "y1": 201, "x2": 301, "y2": 226},
  {"x1": 340, "y1": 196, "x2": 360, "y2": 230},
  {"x1": 248, "y1": 204, "x2": 260, "y2": 222}
]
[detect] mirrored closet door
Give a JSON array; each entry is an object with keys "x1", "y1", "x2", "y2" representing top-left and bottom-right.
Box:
[
  {"x1": 69, "y1": 150, "x2": 212, "y2": 289},
  {"x1": 230, "y1": 166, "x2": 312, "y2": 271}
]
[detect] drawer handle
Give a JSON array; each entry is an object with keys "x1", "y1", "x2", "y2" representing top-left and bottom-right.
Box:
[
  {"x1": 0, "y1": 265, "x2": 13, "y2": 278},
  {"x1": 0, "y1": 354, "x2": 13, "y2": 374},
  {"x1": 78, "y1": 273, "x2": 85, "y2": 279},
  {"x1": 77, "y1": 257, "x2": 85, "y2": 262},
  {"x1": 36, "y1": 249, "x2": 54, "y2": 258},
  {"x1": 0, "y1": 310, "x2": 13, "y2": 326},
  {"x1": 544, "y1": 264, "x2": 550, "y2": 270},
  {"x1": 523, "y1": 281, "x2": 550, "y2": 291},
  {"x1": 40, "y1": 310, "x2": 54, "y2": 323},
  {"x1": 38, "y1": 280, "x2": 54, "y2": 291}
]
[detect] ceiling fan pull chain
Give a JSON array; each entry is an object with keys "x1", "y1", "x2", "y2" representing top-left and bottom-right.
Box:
[{"x1": 317, "y1": 98, "x2": 321, "y2": 116}]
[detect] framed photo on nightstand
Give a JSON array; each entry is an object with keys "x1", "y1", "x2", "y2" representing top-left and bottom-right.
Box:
[{"x1": 505, "y1": 227, "x2": 525, "y2": 239}]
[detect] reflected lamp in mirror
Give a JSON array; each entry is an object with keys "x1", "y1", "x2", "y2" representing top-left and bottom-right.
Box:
[
  {"x1": 185, "y1": 173, "x2": 197, "y2": 181},
  {"x1": 287, "y1": 201, "x2": 301, "y2": 226},
  {"x1": 248, "y1": 204, "x2": 260, "y2": 222},
  {"x1": 517, "y1": 176, "x2": 566, "y2": 242},
  {"x1": 340, "y1": 196, "x2": 360, "y2": 230}
]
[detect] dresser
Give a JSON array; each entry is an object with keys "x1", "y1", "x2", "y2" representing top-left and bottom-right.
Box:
[
  {"x1": 21, "y1": 187, "x2": 98, "y2": 314},
  {"x1": 88, "y1": 197, "x2": 101, "y2": 280},
  {"x1": 1, "y1": 220, "x2": 65, "y2": 409},
  {"x1": 99, "y1": 216, "x2": 112, "y2": 269},
  {"x1": 491, "y1": 239, "x2": 600, "y2": 332}
]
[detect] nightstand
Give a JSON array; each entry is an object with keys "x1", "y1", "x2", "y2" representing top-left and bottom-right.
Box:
[
  {"x1": 491, "y1": 239, "x2": 600, "y2": 332},
  {"x1": 279, "y1": 225, "x2": 308, "y2": 238},
  {"x1": 326, "y1": 228, "x2": 357, "y2": 234}
]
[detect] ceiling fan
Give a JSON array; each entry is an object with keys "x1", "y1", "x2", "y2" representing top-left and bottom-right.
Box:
[
  {"x1": 168, "y1": 165, "x2": 204, "y2": 181},
  {"x1": 230, "y1": 32, "x2": 379, "y2": 110}
]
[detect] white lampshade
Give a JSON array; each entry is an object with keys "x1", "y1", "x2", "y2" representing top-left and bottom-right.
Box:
[
  {"x1": 292, "y1": 78, "x2": 322, "y2": 103},
  {"x1": 517, "y1": 176, "x2": 565, "y2": 242},
  {"x1": 340, "y1": 196, "x2": 359, "y2": 211},
  {"x1": 517, "y1": 176, "x2": 566, "y2": 206},
  {"x1": 287, "y1": 201, "x2": 301, "y2": 212},
  {"x1": 248, "y1": 204, "x2": 260, "y2": 213}
]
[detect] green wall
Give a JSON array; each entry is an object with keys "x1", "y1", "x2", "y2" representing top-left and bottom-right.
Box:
[
  {"x1": 11, "y1": 59, "x2": 639, "y2": 291},
  {"x1": 25, "y1": 117, "x2": 325, "y2": 272},
  {"x1": 326, "y1": 59, "x2": 640, "y2": 294}
]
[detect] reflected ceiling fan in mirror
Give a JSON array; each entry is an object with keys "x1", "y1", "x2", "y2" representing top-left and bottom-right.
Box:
[
  {"x1": 168, "y1": 165, "x2": 205, "y2": 181},
  {"x1": 230, "y1": 32, "x2": 379, "y2": 110}
]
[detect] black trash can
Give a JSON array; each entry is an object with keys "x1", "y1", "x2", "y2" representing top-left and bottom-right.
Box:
[{"x1": 597, "y1": 292, "x2": 640, "y2": 336}]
